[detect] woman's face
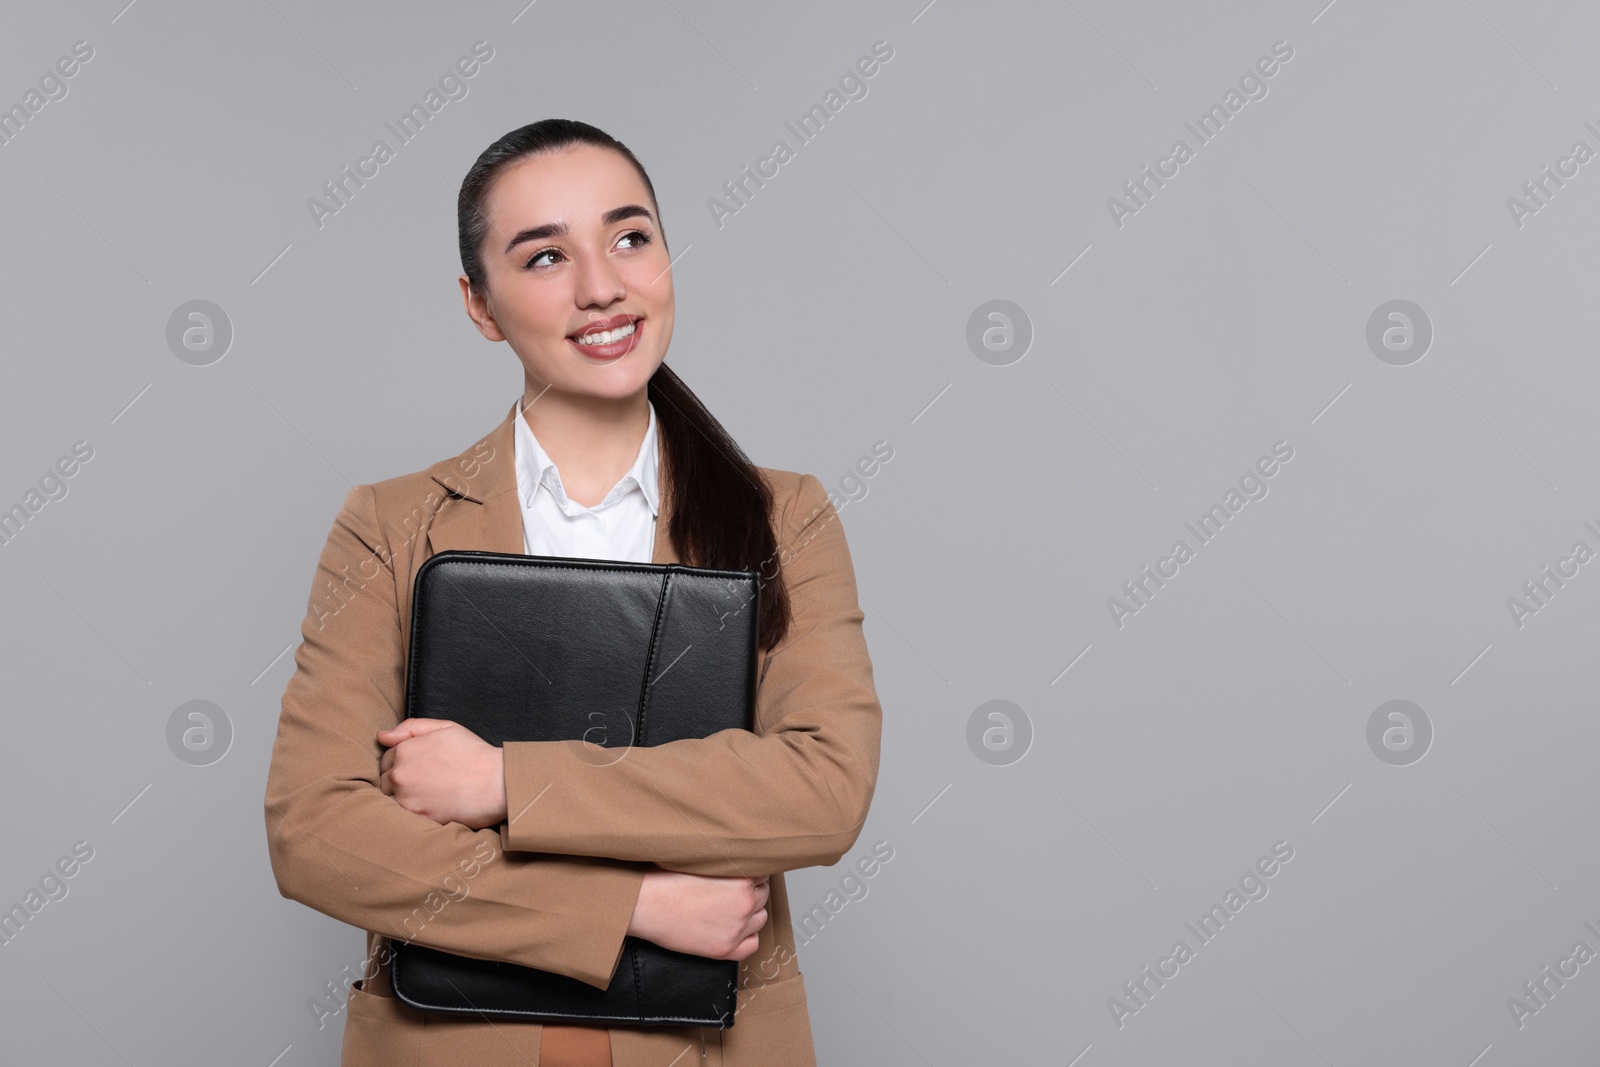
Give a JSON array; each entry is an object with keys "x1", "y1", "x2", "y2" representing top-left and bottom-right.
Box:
[{"x1": 461, "y1": 143, "x2": 674, "y2": 402}]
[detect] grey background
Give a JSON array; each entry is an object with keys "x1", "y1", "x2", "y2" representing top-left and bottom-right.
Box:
[{"x1": 1, "y1": 0, "x2": 1595, "y2": 1063}]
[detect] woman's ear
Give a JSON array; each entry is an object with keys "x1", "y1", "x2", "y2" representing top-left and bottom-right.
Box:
[{"x1": 459, "y1": 275, "x2": 506, "y2": 342}]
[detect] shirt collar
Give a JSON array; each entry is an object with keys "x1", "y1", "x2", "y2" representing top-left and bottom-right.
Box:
[{"x1": 513, "y1": 396, "x2": 660, "y2": 516}]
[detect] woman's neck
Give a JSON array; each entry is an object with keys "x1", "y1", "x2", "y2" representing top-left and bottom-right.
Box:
[{"x1": 518, "y1": 385, "x2": 651, "y2": 509}]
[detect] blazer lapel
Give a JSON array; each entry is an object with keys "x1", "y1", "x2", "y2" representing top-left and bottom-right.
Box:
[{"x1": 424, "y1": 399, "x2": 680, "y2": 566}]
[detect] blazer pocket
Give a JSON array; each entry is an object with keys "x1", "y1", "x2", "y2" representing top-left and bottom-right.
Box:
[
  {"x1": 735, "y1": 970, "x2": 809, "y2": 1019},
  {"x1": 723, "y1": 972, "x2": 817, "y2": 1067},
  {"x1": 341, "y1": 979, "x2": 424, "y2": 1066}
]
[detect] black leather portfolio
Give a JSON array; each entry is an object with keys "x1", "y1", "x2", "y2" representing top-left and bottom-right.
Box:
[{"x1": 387, "y1": 549, "x2": 761, "y2": 1027}]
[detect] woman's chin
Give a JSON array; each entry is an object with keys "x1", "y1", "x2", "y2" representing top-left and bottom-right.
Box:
[{"x1": 547, "y1": 368, "x2": 661, "y2": 402}]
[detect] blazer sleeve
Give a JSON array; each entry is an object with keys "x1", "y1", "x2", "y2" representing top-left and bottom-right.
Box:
[
  {"x1": 499, "y1": 473, "x2": 883, "y2": 877},
  {"x1": 264, "y1": 484, "x2": 647, "y2": 990}
]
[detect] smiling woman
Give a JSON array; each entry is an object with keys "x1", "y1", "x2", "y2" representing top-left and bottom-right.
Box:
[{"x1": 265, "y1": 118, "x2": 884, "y2": 1067}]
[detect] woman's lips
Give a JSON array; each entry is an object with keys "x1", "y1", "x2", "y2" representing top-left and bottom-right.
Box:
[{"x1": 568, "y1": 318, "x2": 642, "y2": 360}]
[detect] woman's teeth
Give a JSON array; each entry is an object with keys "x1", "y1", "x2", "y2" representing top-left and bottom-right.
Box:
[{"x1": 575, "y1": 321, "x2": 636, "y2": 346}]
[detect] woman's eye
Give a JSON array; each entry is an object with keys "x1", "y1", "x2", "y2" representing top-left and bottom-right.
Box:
[{"x1": 523, "y1": 231, "x2": 651, "y2": 270}]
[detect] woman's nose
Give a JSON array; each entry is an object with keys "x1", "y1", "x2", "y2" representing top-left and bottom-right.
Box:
[{"x1": 573, "y1": 249, "x2": 626, "y2": 307}]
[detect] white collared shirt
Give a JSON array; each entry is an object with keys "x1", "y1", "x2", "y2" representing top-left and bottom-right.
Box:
[{"x1": 512, "y1": 397, "x2": 660, "y2": 562}]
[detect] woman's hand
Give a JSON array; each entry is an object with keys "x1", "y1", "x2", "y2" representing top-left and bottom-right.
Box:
[
  {"x1": 377, "y1": 722, "x2": 770, "y2": 958},
  {"x1": 376, "y1": 719, "x2": 507, "y2": 829},
  {"x1": 627, "y1": 868, "x2": 770, "y2": 961}
]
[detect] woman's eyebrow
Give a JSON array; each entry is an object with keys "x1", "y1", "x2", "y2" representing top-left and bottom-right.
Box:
[{"x1": 504, "y1": 204, "x2": 655, "y2": 255}]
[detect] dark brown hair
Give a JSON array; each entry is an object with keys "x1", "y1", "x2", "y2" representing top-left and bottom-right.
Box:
[{"x1": 457, "y1": 119, "x2": 792, "y2": 650}]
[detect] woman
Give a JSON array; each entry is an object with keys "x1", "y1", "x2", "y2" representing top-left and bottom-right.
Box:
[{"x1": 264, "y1": 119, "x2": 884, "y2": 1067}]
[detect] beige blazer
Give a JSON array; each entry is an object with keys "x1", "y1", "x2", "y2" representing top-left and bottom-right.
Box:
[{"x1": 264, "y1": 399, "x2": 883, "y2": 1066}]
